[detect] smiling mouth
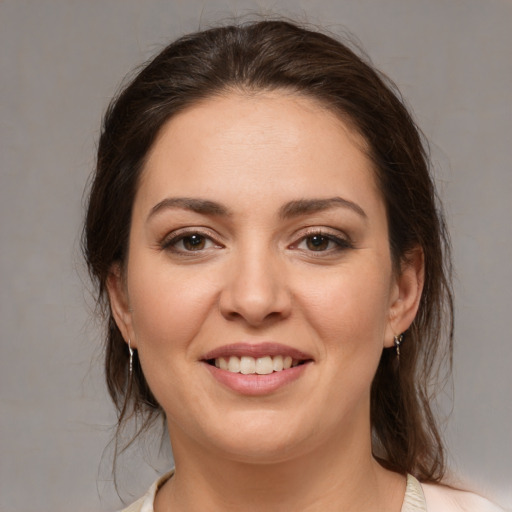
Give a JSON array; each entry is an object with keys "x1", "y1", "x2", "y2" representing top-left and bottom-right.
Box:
[
  {"x1": 203, "y1": 344, "x2": 313, "y2": 394},
  {"x1": 205, "y1": 355, "x2": 310, "y2": 375}
]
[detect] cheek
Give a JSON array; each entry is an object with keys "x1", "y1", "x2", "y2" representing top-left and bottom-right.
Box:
[
  {"x1": 126, "y1": 264, "x2": 219, "y2": 412},
  {"x1": 127, "y1": 260, "x2": 218, "y2": 361},
  {"x1": 296, "y1": 263, "x2": 392, "y2": 358}
]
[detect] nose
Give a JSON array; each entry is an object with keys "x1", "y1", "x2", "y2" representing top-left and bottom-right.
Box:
[{"x1": 219, "y1": 246, "x2": 292, "y2": 327}]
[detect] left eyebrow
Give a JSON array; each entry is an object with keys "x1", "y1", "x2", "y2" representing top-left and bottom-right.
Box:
[{"x1": 279, "y1": 197, "x2": 367, "y2": 220}]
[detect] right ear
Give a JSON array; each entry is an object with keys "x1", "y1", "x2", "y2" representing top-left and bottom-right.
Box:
[{"x1": 106, "y1": 263, "x2": 136, "y2": 348}]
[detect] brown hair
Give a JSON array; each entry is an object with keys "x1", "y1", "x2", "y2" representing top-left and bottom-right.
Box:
[{"x1": 83, "y1": 19, "x2": 453, "y2": 481}]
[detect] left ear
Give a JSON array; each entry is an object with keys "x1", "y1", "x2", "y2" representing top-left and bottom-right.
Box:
[{"x1": 384, "y1": 246, "x2": 424, "y2": 347}]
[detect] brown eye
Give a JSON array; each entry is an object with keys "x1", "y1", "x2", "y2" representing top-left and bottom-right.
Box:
[
  {"x1": 305, "y1": 235, "x2": 330, "y2": 251},
  {"x1": 182, "y1": 234, "x2": 206, "y2": 251},
  {"x1": 295, "y1": 231, "x2": 352, "y2": 254},
  {"x1": 161, "y1": 230, "x2": 222, "y2": 255}
]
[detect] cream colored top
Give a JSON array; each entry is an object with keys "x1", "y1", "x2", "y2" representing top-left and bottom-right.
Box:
[{"x1": 120, "y1": 471, "x2": 504, "y2": 512}]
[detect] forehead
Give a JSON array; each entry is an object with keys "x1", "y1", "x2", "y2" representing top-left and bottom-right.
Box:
[{"x1": 137, "y1": 90, "x2": 381, "y2": 214}]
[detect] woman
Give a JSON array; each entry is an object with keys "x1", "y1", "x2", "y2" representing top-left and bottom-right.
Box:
[{"x1": 83, "y1": 20, "x2": 503, "y2": 511}]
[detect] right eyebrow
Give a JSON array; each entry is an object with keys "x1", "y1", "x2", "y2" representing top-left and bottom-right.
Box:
[{"x1": 147, "y1": 197, "x2": 231, "y2": 222}]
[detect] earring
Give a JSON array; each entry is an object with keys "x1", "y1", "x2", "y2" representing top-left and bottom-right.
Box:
[
  {"x1": 128, "y1": 339, "x2": 134, "y2": 376},
  {"x1": 394, "y1": 334, "x2": 403, "y2": 359}
]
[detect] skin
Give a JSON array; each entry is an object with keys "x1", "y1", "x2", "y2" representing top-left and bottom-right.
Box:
[{"x1": 108, "y1": 90, "x2": 424, "y2": 511}]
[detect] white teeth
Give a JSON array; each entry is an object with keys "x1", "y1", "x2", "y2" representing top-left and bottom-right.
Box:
[
  {"x1": 272, "y1": 355, "x2": 284, "y2": 372},
  {"x1": 214, "y1": 355, "x2": 303, "y2": 374},
  {"x1": 255, "y1": 356, "x2": 273, "y2": 375},
  {"x1": 240, "y1": 356, "x2": 256, "y2": 374},
  {"x1": 227, "y1": 356, "x2": 240, "y2": 373}
]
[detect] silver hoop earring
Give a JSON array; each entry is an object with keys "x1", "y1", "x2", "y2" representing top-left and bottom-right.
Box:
[
  {"x1": 128, "y1": 339, "x2": 134, "y2": 376},
  {"x1": 394, "y1": 334, "x2": 403, "y2": 359}
]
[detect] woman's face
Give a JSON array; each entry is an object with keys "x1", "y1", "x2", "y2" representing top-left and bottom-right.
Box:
[{"x1": 109, "y1": 91, "x2": 421, "y2": 463}]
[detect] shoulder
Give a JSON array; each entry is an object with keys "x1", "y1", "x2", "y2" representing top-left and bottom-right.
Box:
[
  {"x1": 118, "y1": 495, "x2": 147, "y2": 512},
  {"x1": 422, "y1": 482, "x2": 506, "y2": 512},
  {"x1": 118, "y1": 470, "x2": 174, "y2": 512}
]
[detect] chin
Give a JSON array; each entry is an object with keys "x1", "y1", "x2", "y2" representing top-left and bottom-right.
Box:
[
  {"x1": 220, "y1": 438, "x2": 306, "y2": 465},
  {"x1": 204, "y1": 412, "x2": 316, "y2": 464}
]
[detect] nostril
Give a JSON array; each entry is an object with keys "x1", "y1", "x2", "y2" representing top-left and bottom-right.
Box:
[{"x1": 218, "y1": 269, "x2": 292, "y2": 327}]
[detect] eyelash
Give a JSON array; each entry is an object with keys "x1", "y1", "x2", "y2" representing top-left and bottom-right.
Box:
[
  {"x1": 160, "y1": 229, "x2": 222, "y2": 254},
  {"x1": 160, "y1": 228, "x2": 353, "y2": 256},
  {"x1": 293, "y1": 229, "x2": 353, "y2": 254}
]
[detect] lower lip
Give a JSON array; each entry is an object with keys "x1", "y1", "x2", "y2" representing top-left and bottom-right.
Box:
[{"x1": 204, "y1": 363, "x2": 310, "y2": 396}]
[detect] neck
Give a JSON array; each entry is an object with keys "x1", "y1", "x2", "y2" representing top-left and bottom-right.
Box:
[{"x1": 155, "y1": 423, "x2": 405, "y2": 512}]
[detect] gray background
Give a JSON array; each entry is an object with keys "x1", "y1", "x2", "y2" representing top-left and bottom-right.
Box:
[{"x1": 1, "y1": 0, "x2": 511, "y2": 510}]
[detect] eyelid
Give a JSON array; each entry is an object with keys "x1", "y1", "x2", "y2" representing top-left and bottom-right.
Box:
[
  {"x1": 160, "y1": 227, "x2": 224, "y2": 252},
  {"x1": 290, "y1": 227, "x2": 354, "y2": 251}
]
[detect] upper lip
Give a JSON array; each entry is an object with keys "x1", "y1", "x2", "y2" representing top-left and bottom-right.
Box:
[{"x1": 202, "y1": 342, "x2": 313, "y2": 361}]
